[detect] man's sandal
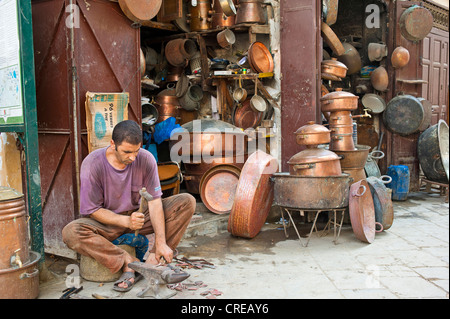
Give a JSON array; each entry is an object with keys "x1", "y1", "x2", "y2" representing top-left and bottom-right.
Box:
[{"x1": 113, "y1": 271, "x2": 143, "y2": 292}]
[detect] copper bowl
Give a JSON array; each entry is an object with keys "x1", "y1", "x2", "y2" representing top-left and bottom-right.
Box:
[
  {"x1": 288, "y1": 148, "x2": 342, "y2": 177},
  {"x1": 295, "y1": 121, "x2": 331, "y2": 146},
  {"x1": 370, "y1": 66, "x2": 389, "y2": 92},
  {"x1": 391, "y1": 46, "x2": 410, "y2": 69},
  {"x1": 333, "y1": 144, "x2": 371, "y2": 169},
  {"x1": 248, "y1": 41, "x2": 274, "y2": 73},
  {"x1": 321, "y1": 88, "x2": 359, "y2": 112}
]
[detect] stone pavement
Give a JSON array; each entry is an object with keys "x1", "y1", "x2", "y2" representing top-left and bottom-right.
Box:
[{"x1": 38, "y1": 190, "x2": 449, "y2": 300}]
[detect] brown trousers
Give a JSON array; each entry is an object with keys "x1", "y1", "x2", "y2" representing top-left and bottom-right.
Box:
[{"x1": 62, "y1": 193, "x2": 196, "y2": 273}]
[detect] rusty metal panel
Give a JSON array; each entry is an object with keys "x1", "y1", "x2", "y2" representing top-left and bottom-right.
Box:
[
  {"x1": 32, "y1": 0, "x2": 140, "y2": 258},
  {"x1": 384, "y1": 1, "x2": 426, "y2": 191},
  {"x1": 422, "y1": 27, "x2": 449, "y2": 124},
  {"x1": 280, "y1": 0, "x2": 321, "y2": 172}
]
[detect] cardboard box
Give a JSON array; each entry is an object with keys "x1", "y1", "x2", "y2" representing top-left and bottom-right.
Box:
[{"x1": 85, "y1": 92, "x2": 129, "y2": 152}]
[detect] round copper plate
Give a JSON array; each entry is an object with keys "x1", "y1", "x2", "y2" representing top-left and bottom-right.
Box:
[
  {"x1": 199, "y1": 165, "x2": 241, "y2": 214},
  {"x1": 118, "y1": 0, "x2": 162, "y2": 22},
  {"x1": 228, "y1": 150, "x2": 279, "y2": 238},
  {"x1": 349, "y1": 179, "x2": 377, "y2": 243},
  {"x1": 248, "y1": 42, "x2": 274, "y2": 73}
]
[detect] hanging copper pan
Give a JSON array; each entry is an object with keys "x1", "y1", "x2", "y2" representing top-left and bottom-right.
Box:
[
  {"x1": 391, "y1": 46, "x2": 410, "y2": 69},
  {"x1": 248, "y1": 41, "x2": 274, "y2": 73}
]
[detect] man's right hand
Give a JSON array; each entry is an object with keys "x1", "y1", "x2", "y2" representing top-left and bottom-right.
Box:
[{"x1": 129, "y1": 212, "x2": 145, "y2": 231}]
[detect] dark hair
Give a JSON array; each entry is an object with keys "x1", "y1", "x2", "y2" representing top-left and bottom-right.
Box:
[{"x1": 112, "y1": 120, "x2": 142, "y2": 146}]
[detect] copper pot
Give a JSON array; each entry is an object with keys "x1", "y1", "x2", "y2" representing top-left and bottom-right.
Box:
[
  {"x1": 212, "y1": 0, "x2": 236, "y2": 28},
  {"x1": 155, "y1": 85, "x2": 181, "y2": 123},
  {"x1": 0, "y1": 187, "x2": 29, "y2": 269},
  {"x1": 295, "y1": 121, "x2": 331, "y2": 146},
  {"x1": 236, "y1": 0, "x2": 265, "y2": 25},
  {"x1": 288, "y1": 148, "x2": 342, "y2": 177},
  {"x1": 391, "y1": 46, "x2": 410, "y2": 69},
  {"x1": 329, "y1": 133, "x2": 355, "y2": 151},
  {"x1": 170, "y1": 119, "x2": 248, "y2": 157},
  {"x1": 329, "y1": 124, "x2": 354, "y2": 134},
  {"x1": 328, "y1": 111, "x2": 353, "y2": 125},
  {"x1": 165, "y1": 39, "x2": 198, "y2": 67},
  {"x1": 334, "y1": 144, "x2": 371, "y2": 169},
  {"x1": 321, "y1": 58, "x2": 348, "y2": 79},
  {"x1": 321, "y1": 88, "x2": 359, "y2": 112},
  {"x1": 188, "y1": 0, "x2": 212, "y2": 31}
]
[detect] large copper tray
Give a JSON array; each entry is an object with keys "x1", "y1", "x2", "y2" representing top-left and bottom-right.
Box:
[
  {"x1": 248, "y1": 42, "x2": 274, "y2": 73},
  {"x1": 349, "y1": 179, "x2": 381, "y2": 244},
  {"x1": 228, "y1": 150, "x2": 278, "y2": 238}
]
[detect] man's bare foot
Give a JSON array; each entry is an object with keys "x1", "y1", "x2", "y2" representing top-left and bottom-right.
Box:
[{"x1": 117, "y1": 254, "x2": 139, "y2": 289}]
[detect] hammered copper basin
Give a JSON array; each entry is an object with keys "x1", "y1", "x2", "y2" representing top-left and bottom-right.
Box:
[
  {"x1": 349, "y1": 179, "x2": 378, "y2": 243},
  {"x1": 272, "y1": 173, "x2": 352, "y2": 209}
]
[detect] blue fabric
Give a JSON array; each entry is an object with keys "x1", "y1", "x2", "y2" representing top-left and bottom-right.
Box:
[
  {"x1": 112, "y1": 233, "x2": 149, "y2": 262},
  {"x1": 153, "y1": 117, "x2": 181, "y2": 145}
]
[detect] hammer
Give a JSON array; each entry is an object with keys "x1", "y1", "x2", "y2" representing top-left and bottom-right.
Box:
[{"x1": 134, "y1": 187, "x2": 153, "y2": 236}]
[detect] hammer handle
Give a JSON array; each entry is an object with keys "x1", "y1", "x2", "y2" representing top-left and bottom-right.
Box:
[{"x1": 134, "y1": 188, "x2": 147, "y2": 236}]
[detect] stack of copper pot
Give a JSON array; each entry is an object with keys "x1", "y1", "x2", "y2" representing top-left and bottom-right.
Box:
[
  {"x1": 321, "y1": 89, "x2": 370, "y2": 183},
  {"x1": 289, "y1": 122, "x2": 342, "y2": 177}
]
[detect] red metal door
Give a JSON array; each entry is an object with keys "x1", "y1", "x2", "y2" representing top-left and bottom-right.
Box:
[
  {"x1": 422, "y1": 27, "x2": 449, "y2": 124},
  {"x1": 32, "y1": 0, "x2": 140, "y2": 258},
  {"x1": 280, "y1": 0, "x2": 321, "y2": 172},
  {"x1": 384, "y1": 1, "x2": 427, "y2": 191}
]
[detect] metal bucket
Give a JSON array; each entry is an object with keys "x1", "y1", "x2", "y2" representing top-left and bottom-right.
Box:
[
  {"x1": 418, "y1": 120, "x2": 449, "y2": 184},
  {"x1": 0, "y1": 187, "x2": 29, "y2": 269},
  {"x1": 0, "y1": 251, "x2": 40, "y2": 299},
  {"x1": 272, "y1": 173, "x2": 352, "y2": 210}
]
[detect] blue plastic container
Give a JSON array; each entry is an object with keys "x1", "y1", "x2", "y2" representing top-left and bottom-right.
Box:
[{"x1": 386, "y1": 165, "x2": 410, "y2": 201}]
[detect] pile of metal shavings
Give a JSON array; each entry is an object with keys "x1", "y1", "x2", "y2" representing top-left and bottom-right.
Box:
[{"x1": 174, "y1": 256, "x2": 216, "y2": 269}]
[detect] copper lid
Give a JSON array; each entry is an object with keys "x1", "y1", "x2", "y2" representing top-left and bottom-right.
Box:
[
  {"x1": 321, "y1": 58, "x2": 348, "y2": 70},
  {"x1": 288, "y1": 148, "x2": 340, "y2": 165},
  {"x1": 295, "y1": 121, "x2": 330, "y2": 135},
  {"x1": 0, "y1": 186, "x2": 23, "y2": 202},
  {"x1": 320, "y1": 88, "x2": 358, "y2": 101}
]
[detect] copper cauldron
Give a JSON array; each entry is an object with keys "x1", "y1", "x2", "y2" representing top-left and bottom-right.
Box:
[
  {"x1": 188, "y1": 0, "x2": 212, "y2": 31},
  {"x1": 295, "y1": 121, "x2": 331, "y2": 146},
  {"x1": 235, "y1": 0, "x2": 265, "y2": 25},
  {"x1": 288, "y1": 148, "x2": 342, "y2": 177},
  {"x1": 272, "y1": 173, "x2": 352, "y2": 210},
  {"x1": 321, "y1": 88, "x2": 359, "y2": 113}
]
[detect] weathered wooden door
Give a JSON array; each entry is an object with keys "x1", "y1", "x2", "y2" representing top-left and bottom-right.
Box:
[
  {"x1": 280, "y1": 0, "x2": 321, "y2": 171},
  {"x1": 422, "y1": 27, "x2": 449, "y2": 124},
  {"x1": 32, "y1": 0, "x2": 140, "y2": 258}
]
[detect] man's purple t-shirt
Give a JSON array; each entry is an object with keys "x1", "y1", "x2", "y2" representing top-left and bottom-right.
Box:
[{"x1": 79, "y1": 147, "x2": 162, "y2": 216}]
